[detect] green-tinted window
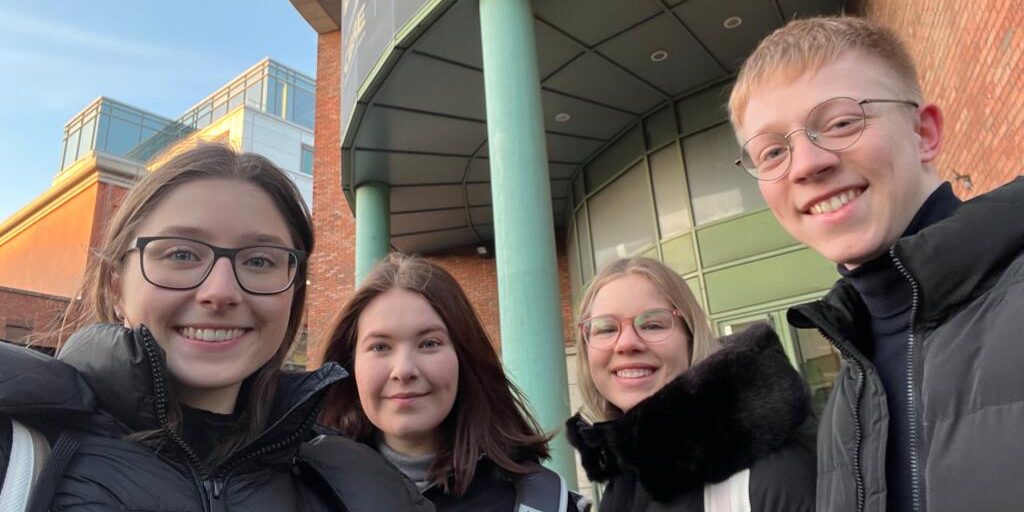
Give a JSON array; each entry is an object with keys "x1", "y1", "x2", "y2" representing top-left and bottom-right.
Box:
[
  {"x1": 649, "y1": 144, "x2": 690, "y2": 238},
  {"x1": 589, "y1": 162, "x2": 656, "y2": 269},
  {"x1": 300, "y1": 145, "x2": 314, "y2": 175},
  {"x1": 683, "y1": 123, "x2": 765, "y2": 226}
]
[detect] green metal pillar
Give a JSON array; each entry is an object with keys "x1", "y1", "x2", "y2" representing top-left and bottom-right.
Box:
[
  {"x1": 479, "y1": 0, "x2": 578, "y2": 486},
  {"x1": 354, "y1": 182, "x2": 390, "y2": 285}
]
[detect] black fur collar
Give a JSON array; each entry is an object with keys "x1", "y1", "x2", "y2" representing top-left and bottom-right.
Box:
[{"x1": 566, "y1": 323, "x2": 810, "y2": 502}]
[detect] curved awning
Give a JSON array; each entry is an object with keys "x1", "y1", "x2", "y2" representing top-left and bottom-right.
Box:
[{"x1": 322, "y1": 0, "x2": 841, "y2": 253}]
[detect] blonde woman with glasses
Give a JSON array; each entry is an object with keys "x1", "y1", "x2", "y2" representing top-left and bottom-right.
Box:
[{"x1": 566, "y1": 257, "x2": 816, "y2": 512}]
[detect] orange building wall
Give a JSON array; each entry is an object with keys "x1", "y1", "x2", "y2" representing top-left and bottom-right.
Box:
[
  {"x1": 0, "y1": 182, "x2": 100, "y2": 298},
  {"x1": 857, "y1": 0, "x2": 1024, "y2": 196}
]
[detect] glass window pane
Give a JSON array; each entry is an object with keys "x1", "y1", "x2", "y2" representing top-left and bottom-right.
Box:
[
  {"x1": 292, "y1": 88, "x2": 315, "y2": 129},
  {"x1": 212, "y1": 101, "x2": 228, "y2": 123},
  {"x1": 792, "y1": 327, "x2": 841, "y2": 417},
  {"x1": 104, "y1": 116, "x2": 142, "y2": 157},
  {"x1": 245, "y1": 80, "x2": 264, "y2": 108},
  {"x1": 228, "y1": 91, "x2": 244, "y2": 112},
  {"x1": 63, "y1": 128, "x2": 81, "y2": 169},
  {"x1": 644, "y1": 104, "x2": 677, "y2": 149},
  {"x1": 649, "y1": 144, "x2": 691, "y2": 238},
  {"x1": 576, "y1": 206, "x2": 594, "y2": 284},
  {"x1": 78, "y1": 117, "x2": 96, "y2": 159},
  {"x1": 95, "y1": 114, "x2": 110, "y2": 152},
  {"x1": 584, "y1": 125, "x2": 642, "y2": 193},
  {"x1": 683, "y1": 123, "x2": 765, "y2": 225},
  {"x1": 266, "y1": 77, "x2": 279, "y2": 116},
  {"x1": 300, "y1": 145, "x2": 314, "y2": 175},
  {"x1": 589, "y1": 162, "x2": 656, "y2": 269},
  {"x1": 568, "y1": 227, "x2": 581, "y2": 302}
]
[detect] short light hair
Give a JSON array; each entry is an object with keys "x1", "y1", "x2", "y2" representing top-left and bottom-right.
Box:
[
  {"x1": 729, "y1": 16, "x2": 922, "y2": 129},
  {"x1": 574, "y1": 257, "x2": 719, "y2": 421}
]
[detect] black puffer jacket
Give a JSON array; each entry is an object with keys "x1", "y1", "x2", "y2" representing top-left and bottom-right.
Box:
[
  {"x1": 420, "y1": 456, "x2": 589, "y2": 512},
  {"x1": 0, "y1": 323, "x2": 434, "y2": 512},
  {"x1": 789, "y1": 177, "x2": 1024, "y2": 512},
  {"x1": 566, "y1": 324, "x2": 816, "y2": 512}
]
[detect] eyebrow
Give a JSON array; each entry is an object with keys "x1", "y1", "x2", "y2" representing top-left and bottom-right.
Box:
[
  {"x1": 360, "y1": 324, "x2": 449, "y2": 342},
  {"x1": 154, "y1": 225, "x2": 290, "y2": 246}
]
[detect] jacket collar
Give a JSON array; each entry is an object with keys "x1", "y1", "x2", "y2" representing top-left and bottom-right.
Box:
[
  {"x1": 894, "y1": 177, "x2": 1024, "y2": 326},
  {"x1": 792, "y1": 177, "x2": 1024, "y2": 340},
  {"x1": 565, "y1": 323, "x2": 810, "y2": 502},
  {"x1": 55, "y1": 323, "x2": 348, "y2": 444}
]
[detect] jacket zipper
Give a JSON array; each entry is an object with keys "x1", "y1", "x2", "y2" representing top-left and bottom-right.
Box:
[
  {"x1": 138, "y1": 327, "x2": 214, "y2": 512},
  {"x1": 890, "y1": 247, "x2": 923, "y2": 512},
  {"x1": 818, "y1": 327, "x2": 868, "y2": 512},
  {"x1": 140, "y1": 326, "x2": 331, "y2": 511}
]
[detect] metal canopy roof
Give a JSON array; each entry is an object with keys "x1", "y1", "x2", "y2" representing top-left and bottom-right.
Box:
[{"x1": 339, "y1": 0, "x2": 841, "y2": 254}]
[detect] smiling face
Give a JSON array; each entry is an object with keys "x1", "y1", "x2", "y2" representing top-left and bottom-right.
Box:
[
  {"x1": 116, "y1": 178, "x2": 296, "y2": 413},
  {"x1": 354, "y1": 288, "x2": 460, "y2": 456},
  {"x1": 586, "y1": 274, "x2": 691, "y2": 413},
  {"x1": 738, "y1": 51, "x2": 943, "y2": 267}
]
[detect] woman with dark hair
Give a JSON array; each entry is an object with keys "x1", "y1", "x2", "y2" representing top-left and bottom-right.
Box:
[
  {"x1": 0, "y1": 144, "x2": 432, "y2": 512},
  {"x1": 566, "y1": 257, "x2": 816, "y2": 512},
  {"x1": 321, "y1": 254, "x2": 588, "y2": 512}
]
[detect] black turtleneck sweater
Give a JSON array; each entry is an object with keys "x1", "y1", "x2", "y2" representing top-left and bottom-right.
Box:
[{"x1": 839, "y1": 182, "x2": 960, "y2": 512}]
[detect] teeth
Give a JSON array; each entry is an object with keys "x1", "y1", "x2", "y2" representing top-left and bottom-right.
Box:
[
  {"x1": 179, "y1": 327, "x2": 247, "y2": 342},
  {"x1": 615, "y1": 368, "x2": 653, "y2": 379},
  {"x1": 810, "y1": 189, "x2": 862, "y2": 215}
]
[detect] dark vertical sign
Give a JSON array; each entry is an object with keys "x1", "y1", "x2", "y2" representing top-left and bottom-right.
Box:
[{"x1": 341, "y1": 0, "x2": 431, "y2": 140}]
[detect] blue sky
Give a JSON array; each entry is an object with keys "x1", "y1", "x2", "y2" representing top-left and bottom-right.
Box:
[{"x1": 0, "y1": 0, "x2": 318, "y2": 219}]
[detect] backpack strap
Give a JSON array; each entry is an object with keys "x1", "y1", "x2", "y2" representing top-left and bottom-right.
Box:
[
  {"x1": 0, "y1": 419, "x2": 51, "y2": 512},
  {"x1": 514, "y1": 467, "x2": 567, "y2": 512},
  {"x1": 25, "y1": 431, "x2": 80, "y2": 512},
  {"x1": 703, "y1": 468, "x2": 751, "y2": 512}
]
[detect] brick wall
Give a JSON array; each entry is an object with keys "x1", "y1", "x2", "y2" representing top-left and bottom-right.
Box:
[
  {"x1": 0, "y1": 286, "x2": 70, "y2": 348},
  {"x1": 428, "y1": 235, "x2": 575, "y2": 353},
  {"x1": 307, "y1": 29, "x2": 355, "y2": 366},
  {"x1": 856, "y1": 0, "x2": 1024, "y2": 196}
]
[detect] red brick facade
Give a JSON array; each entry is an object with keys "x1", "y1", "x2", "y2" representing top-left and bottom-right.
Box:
[
  {"x1": 857, "y1": 0, "x2": 1024, "y2": 196},
  {"x1": 307, "y1": 29, "x2": 355, "y2": 366},
  {"x1": 304, "y1": 29, "x2": 576, "y2": 362},
  {"x1": 0, "y1": 286, "x2": 69, "y2": 348}
]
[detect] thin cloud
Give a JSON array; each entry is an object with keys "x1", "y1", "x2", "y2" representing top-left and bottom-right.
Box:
[{"x1": 0, "y1": 7, "x2": 190, "y2": 60}]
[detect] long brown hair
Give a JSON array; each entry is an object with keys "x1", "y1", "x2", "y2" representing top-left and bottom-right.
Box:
[
  {"x1": 320, "y1": 254, "x2": 550, "y2": 495},
  {"x1": 575, "y1": 257, "x2": 719, "y2": 422},
  {"x1": 56, "y1": 143, "x2": 313, "y2": 464}
]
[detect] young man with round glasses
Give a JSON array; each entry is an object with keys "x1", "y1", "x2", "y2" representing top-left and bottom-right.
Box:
[{"x1": 729, "y1": 16, "x2": 1024, "y2": 512}]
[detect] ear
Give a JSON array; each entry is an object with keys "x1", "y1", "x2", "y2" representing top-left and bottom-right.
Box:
[
  {"x1": 915, "y1": 102, "x2": 943, "y2": 164},
  {"x1": 110, "y1": 271, "x2": 128, "y2": 326}
]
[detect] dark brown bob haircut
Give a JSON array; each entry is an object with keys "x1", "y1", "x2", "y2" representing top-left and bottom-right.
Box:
[
  {"x1": 57, "y1": 143, "x2": 313, "y2": 464},
  {"x1": 319, "y1": 253, "x2": 550, "y2": 496}
]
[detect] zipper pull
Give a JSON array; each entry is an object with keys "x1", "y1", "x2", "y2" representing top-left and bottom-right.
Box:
[{"x1": 203, "y1": 478, "x2": 225, "y2": 500}]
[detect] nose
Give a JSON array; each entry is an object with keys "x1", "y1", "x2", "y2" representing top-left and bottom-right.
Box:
[
  {"x1": 195, "y1": 257, "x2": 242, "y2": 310},
  {"x1": 390, "y1": 346, "x2": 421, "y2": 382},
  {"x1": 785, "y1": 130, "x2": 840, "y2": 183},
  {"x1": 613, "y1": 321, "x2": 647, "y2": 354}
]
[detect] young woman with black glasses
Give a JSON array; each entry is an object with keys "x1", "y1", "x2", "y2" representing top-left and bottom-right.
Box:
[{"x1": 0, "y1": 144, "x2": 432, "y2": 512}]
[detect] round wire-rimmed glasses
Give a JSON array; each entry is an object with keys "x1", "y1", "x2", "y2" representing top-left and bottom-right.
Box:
[
  {"x1": 734, "y1": 97, "x2": 919, "y2": 181},
  {"x1": 579, "y1": 308, "x2": 683, "y2": 350},
  {"x1": 127, "y1": 236, "x2": 307, "y2": 295}
]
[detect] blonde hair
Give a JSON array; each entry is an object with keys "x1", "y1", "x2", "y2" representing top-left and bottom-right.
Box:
[
  {"x1": 574, "y1": 257, "x2": 719, "y2": 421},
  {"x1": 729, "y1": 16, "x2": 922, "y2": 129}
]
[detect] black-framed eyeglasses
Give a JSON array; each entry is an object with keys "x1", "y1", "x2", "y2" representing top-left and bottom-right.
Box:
[
  {"x1": 735, "y1": 97, "x2": 919, "y2": 181},
  {"x1": 127, "y1": 236, "x2": 307, "y2": 295},
  {"x1": 579, "y1": 308, "x2": 684, "y2": 350}
]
